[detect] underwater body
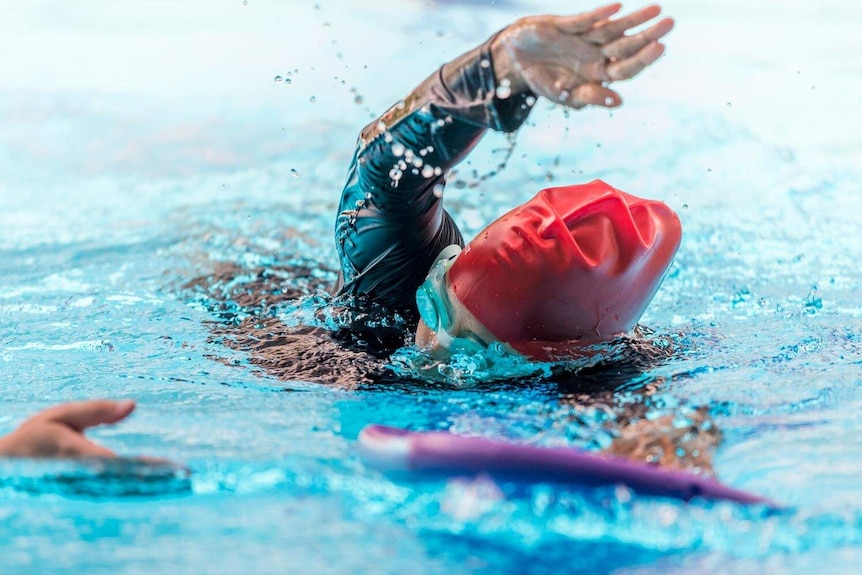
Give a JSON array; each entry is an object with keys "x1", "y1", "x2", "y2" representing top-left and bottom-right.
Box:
[{"x1": 1, "y1": 0, "x2": 861, "y2": 573}]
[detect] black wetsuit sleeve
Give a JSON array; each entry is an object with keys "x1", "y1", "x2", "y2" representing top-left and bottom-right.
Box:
[{"x1": 333, "y1": 34, "x2": 536, "y2": 314}]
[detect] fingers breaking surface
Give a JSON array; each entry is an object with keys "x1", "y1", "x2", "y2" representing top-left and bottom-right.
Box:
[{"x1": 36, "y1": 400, "x2": 135, "y2": 431}]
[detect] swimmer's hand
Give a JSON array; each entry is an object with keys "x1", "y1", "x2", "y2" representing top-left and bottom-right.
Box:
[
  {"x1": 0, "y1": 400, "x2": 136, "y2": 459},
  {"x1": 492, "y1": 4, "x2": 673, "y2": 109}
]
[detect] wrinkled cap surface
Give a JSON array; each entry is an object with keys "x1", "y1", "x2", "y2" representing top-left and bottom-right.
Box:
[{"x1": 447, "y1": 180, "x2": 682, "y2": 357}]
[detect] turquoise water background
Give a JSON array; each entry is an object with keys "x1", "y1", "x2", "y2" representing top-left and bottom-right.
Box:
[{"x1": 1, "y1": 0, "x2": 861, "y2": 573}]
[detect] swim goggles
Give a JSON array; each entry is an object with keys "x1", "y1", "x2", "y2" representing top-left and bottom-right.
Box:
[{"x1": 415, "y1": 245, "x2": 490, "y2": 355}]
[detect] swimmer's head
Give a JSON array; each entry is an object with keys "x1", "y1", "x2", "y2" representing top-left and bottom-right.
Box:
[
  {"x1": 416, "y1": 180, "x2": 682, "y2": 360},
  {"x1": 415, "y1": 245, "x2": 500, "y2": 359}
]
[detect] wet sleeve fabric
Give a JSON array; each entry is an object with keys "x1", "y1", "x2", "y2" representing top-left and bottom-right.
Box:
[{"x1": 333, "y1": 35, "x2": 536, "y2": 313}]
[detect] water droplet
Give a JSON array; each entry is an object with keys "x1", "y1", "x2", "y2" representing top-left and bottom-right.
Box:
[
  {"x1": 389, "y1": 168, "x2": 403, "y2": 181},
  {"x1": 731, "y1": 288, "x2": 750, "y2": 307},
  {"x1": 811, "y1": 85, "x2": 816, "y2": 91},
  {"x1": 391, "y1": 142, "x2": 405, "y2": 157},
  {"x1": 707, "y1": 168, "x2": 712, "y2": 173},
  {"x1": 354, "y1": 94, "x2": 364, "y2": 105},
  {"x1": 726, "y1": 102, "x2": 732, "y2": 107},
  {"x1": 242, "y1": 0, "x2": 248, "y2": 5},
  {"x1": 495, "y1": 78, "x2": 512, "y2": 99},
  {"x1": 433, "y1": 184, "x2": 444, "y2": 198},
  {"x1": 290, "y1": 168, "x2": 299, "y2": 178},
  {"x1": 422, "y1": 165, "x2": 435, "y2": 178},
  {"x1": 804, "y1": 286, "x2": 822, "y2": 311},
  {"x1": 682, "y1": 203, "x2": 688, "y2": 209},
  {"x1": 525, "y1": 95, "x2": 536, "y2": 107},
  {"x1": 309, "y1": 96, "x2": 317, "y2": 103},
  {"x1": 559, "y1": 90, "x2": 570, "y2": 102},
  {"x1": 480, "y1": 59, "x2": 490, "y2": 69},
  {"x1": 274, "y1": 75, "x2": 283, "y2": 82}
]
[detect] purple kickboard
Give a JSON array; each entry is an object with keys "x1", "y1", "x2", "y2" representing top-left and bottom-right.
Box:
[{"x1": 359, "y1": 425, "x2": 775, "y2": 506}]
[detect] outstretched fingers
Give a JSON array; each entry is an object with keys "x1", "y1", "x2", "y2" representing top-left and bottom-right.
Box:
[
  {"x1": 602, "y1": 17, "x2": 674, "y2": 60},
  {"x1": 34, "y1": 400, "x2": 136, "y2": 432},
  {"x1": 584, "y1": 4, "x2": 662, "y2": 45},
  {"x1": 555, "y1": 3, "x2": 622, "y2": 34},
  {"x1": 606, "y1": 41, "x2": 666, "y2": 81}
]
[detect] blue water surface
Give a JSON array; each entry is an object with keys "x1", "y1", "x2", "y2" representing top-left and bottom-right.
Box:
[{"x1": 1, "y1": 1, "x2": 861, "y2": 573}]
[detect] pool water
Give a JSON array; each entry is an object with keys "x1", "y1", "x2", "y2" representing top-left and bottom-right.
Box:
[{"x1": 2, "y1": 0, "x2": 861, "y2": 573}]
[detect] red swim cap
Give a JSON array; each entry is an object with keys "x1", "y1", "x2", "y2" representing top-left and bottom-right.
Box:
[{"x1": 447, "y1": 180, "x2": 681, "y2": 359}]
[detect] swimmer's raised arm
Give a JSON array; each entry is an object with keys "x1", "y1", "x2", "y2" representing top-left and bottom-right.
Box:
[
  {"x1": 492, "y1": 5, "x2": 673, "y2": 109},
  {"x1": 0, "y1": 400, "x2": 135, "y2": 458},
  {"x1": 334, "y1": 4, "x2": 673, "y2": 313}
]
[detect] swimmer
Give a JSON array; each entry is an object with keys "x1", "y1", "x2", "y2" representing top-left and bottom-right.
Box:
[
  {"x1": 188, "y1": 4, "x2": 716, "y2": 474},
  {"x1": 0, "y1": 400, "x2": 135, "y2": 458},
  {"x1": 8, "y1": 5, "x2": 710, "y2": 477},
  {"x1": 334, "y1": 4, "x2": 680, "y2": 360}
]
